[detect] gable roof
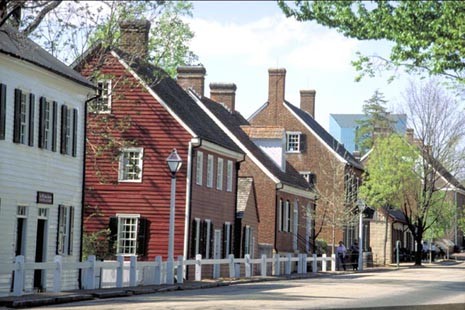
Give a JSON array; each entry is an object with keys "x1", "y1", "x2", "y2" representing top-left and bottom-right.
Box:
[
  {"x1": 0, "y1": 25, "x2": 94, "y2": 88},
  {"x1": 194, "y1": 95, "x2": 315, "y2": 193},
  {"x1": 110, "y1": 49, "x2": 243, "y2": 155},
  {"x1": 236, "y1": 177, "x2": 260, "y2": 221},
  {"x1": 284, "y1": 101, "x2": 364, "y2": 170}
]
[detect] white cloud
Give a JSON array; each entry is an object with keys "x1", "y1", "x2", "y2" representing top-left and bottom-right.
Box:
[{"x1": 187, "y1": 14, "x2": 358, "y2": 71}]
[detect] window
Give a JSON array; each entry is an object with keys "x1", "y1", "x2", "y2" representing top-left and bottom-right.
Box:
[
  {"x1": 226, "y1": 160, "x2": 233, "y2": 192},
  {"x1": 39, "y1": 97, "x2": 57, "y2": 151},
  {"x1": 216, "y1": 158, "x2": 223, "y2": 190},
  {"x1": 206, "y1": 154, "x2": 214, "y2": 188},
  {"x1": 286, "y1": 132, "x2": 301, "y2": 152},
  {"x1": 13, "y1": 89, "x2": 34, "y2": 146},
  {"x1": 119, "y1": 148, "x2": 143, "y2": 182},
  {"x1": 204, "y1": 219, "x2": 212, "y2": 259},
  {"x1": 243, "y1": 225, "x2": 253, "y2": 257},
  {"x1": 223, "y1": 222, "x2": 232, "y2": 258},
  {"x1": 278, "y1": 199, "x2": 283, "y2": 231},
  {"x1": 282, "y1": 200, "x2": 290, "y2": 232},
  {"x1": 116, "y1": 214, "x2": 139, "y2": 256},
  {"x1": 60, "y1": 105, "x2": 78, "y2": 156},
  {"x1": 300, "y1": 171, "x2": 316, "y2": 186},
  {"x1": 57, "y1": 205, "x2": 74, "y2": 255},
  {"x1": 191, "y1": 218, "x2": 201, "y2": 257},
  {"x1": 93, "y1": 80, "x2": 112, "y2": 113},
  {"x1": 196, "y1": 151, "x2": 203, "y2": 185}
]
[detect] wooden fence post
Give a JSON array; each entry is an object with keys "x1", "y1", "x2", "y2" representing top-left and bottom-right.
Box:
[
  {"x1": 13, "y1": 255, "x2": 25, "y2": 296},
  {"x1": 261, "y1": 254, "x2": 267, "y2": 277},
  {"x1": 53, "y1": 255, "x2": 62, "y2": 293},
  {"x1": 116, "y1": 255, "x2": 124, "y2": 288},
  {"x1": 228, "y1": 254, "x2": 235, "y2": 278},
  {"x1": 245, "y1": 254, "x2": 251, "y2": 278},
  {"x1": 285, "y1": 253, "x2": 292, "y2": 275},
  {"x1": 87, "y1": 255, "x2": 97, "y2": 290},
  {"x1": 154, "y1": 256, "x2": 162, "y2": 285},
  {"x1": 312, "y1": 254, "x2": 317, "y2": 274},
  {"x1": 297, "y1": 254, "x2": 303, "y2": 274},
  {"x1": 331, "y1": 254, "x2": 336, "y2": 271},
  {"x1": 273, "y1": 254, "x2": 280, "y2": 276},
  {"x1": 177, "y1": 256, "x2": 184, "y2": 284},
  {"x1": 322, "y1": 254, "x2": 327, "y2": 272},
  {"x1": 195, "y1": 254, "x2": 202, "y2": 281},
  {"x1": 129, "y1": 256, "x2": 137, "y2": 287}
]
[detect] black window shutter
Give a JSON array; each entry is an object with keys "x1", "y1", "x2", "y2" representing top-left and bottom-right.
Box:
[
  {"x1": 209, "y1": 221, "x2": 214, "y2": 259},
  {"x1": 28, "y1": 93, "x2": 35, "y2": 146},
  {"x1": 0, "y1": 84, "x2": 6, "y2": 140},
  {"x1": 222, "y1": 223, "x2": 227, "y2": 258},
  {"x1": 56, "y1": 205, "x2": 63, "y2": 255},
  {"x1": 229, "y1": 224, "x2": 233, "y2": 256},
  {"x1": 136, "y1": 218, "x2": 148, "y2": 256},
  {"x1": 108, "y1": 217, "x2": 118, "y2": 255},
  {"x1": 200, "y1": 220, "x2": 206, "y2": 258},
  {"x1": 51, "y1": 101, "x2": 57, "y2": 152},
  {"x1": 242, "y1": 226, "x2": 246, "y2": 258},
  {"x1": 190, "y1": 219, "x2": 198, "y2": 258},
  {"x1": 68, "y1": 206, "x2": 74, "y2": 255},
  {"x1": 60, "y1": 104, "x2": 67, "y2": 154},
  {"x1": 38, "y1": 97, "x2": 45, "y2": 148},
  {"x1": 13, "y1": 88, "x2": 22, "y2": 143},
  {"x1": 72, "y1": 108, "x2": 78, "y2": 157}
]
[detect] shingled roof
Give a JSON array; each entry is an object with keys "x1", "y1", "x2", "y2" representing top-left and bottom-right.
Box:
[
  {"x1": 113, "y1": 50, "x2": 242, "y2": 154},
  {"x1": 284, "y1": 101, "x2": 364, "y2": 170},
  {"x1": 196, "y1": 95, "x2": 314, "y2": 191},
  {"x1": 0, "y1": 25, "x2": 93, "y2": 88}
]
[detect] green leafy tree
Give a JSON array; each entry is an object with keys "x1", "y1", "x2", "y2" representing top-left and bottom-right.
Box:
[
  {"x1": 355, "y1": 90, "x2": 394, "y2": 156},
  {"x1": 278, "y1": 1, "x2": 465, "y2": 83}
]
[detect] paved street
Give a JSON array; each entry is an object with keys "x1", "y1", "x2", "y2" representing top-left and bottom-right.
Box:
[{"x1": 38, "y1": 261, "x2": 465, "y2": 310}]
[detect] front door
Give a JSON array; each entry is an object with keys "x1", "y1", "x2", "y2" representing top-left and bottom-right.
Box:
[{"x1": 33, "y1": 219, "x2": 47, "y2": 291}]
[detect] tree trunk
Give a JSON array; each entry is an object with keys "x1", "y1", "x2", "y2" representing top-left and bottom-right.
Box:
[{"x1": 414, "y1": 235, "x2": 423, "y2": 266}]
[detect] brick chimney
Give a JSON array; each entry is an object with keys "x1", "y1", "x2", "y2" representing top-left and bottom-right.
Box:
[
  {"x1": 406, "y1": 128, "x2": 414, "y2": 144},
  {"x1": 210, "y1": 83, "x2": 237, "y2": 112},
  {"x1": 268, "y1": 68, "x2": 286, "y2": 121},
  {"x1": 300, "y1": 89, "x2": 316, "y2": 118},
  {"x1": 176, "y1": 66, "x2": 206, "y2": 97},
  {"x1": 119, "y1": 20, "x2": 151, "y2": 59}
]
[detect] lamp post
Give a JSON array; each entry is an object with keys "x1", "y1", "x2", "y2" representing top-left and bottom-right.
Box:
[
  {"x1": 357, "y1": 199, "x2": 366, "y2": 271},
  {"x1": 166, "y1": 148, "x2": 182, "y2": 284}
]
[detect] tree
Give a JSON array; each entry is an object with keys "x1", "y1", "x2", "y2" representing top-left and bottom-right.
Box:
[
  {"x1": 355, "y1": 90, "x2": 394, "y2": 156},
  {"x1": 360, "y1": 80, "x2": 465, "y2": 265},
  {"x1": 278, "y1": 1, "x2": 465, "y2": 83}
]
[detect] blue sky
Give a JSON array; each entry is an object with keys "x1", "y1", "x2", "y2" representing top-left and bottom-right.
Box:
[{"x1": 186, "y1": 1, "x2": 409, "y2": 130}]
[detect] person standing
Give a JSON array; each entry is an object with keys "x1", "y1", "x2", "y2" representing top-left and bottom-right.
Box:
[
  {"x1": 336, "y1": 241, "x2": 347, "y2": 271},
  {"x1": 350, "y1": 241, "x2": 359, "y2": 270}
]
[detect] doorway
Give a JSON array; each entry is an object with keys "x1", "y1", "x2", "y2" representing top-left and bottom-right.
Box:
[{"x1": 33, "y1": 219, "x2": 47, "y2": 291}]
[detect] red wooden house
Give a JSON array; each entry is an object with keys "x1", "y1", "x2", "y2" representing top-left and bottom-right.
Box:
[{"x1": 73, "y1": 20, "x2": 244, "y2": 270}]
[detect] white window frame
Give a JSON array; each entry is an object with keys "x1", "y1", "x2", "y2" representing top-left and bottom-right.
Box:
[
  {"x1": 244, "y1": 225, "x2": 253, "y2": 256},
  {"x1": 19, "y1": 92, "x2": 29, "y2": 144},
  {"x1": 44, "y1": 99, "x2": 51, "y2": 149},
  {"x1": 224, "y1": 222, "x2": 231, "y2": 258},
  {"x1": 226, "y1": 160, "x2": 233, "y2": 192},
  {"x1": 286, "y1": 132, "x2": 301, "y2": 153},
  {"x1": 95, "y1": 80, "x2": 112, "y2": 113},
  {"x1": 206, "y1": 154, "x2": 214, "y2": 188},
  {"x1": 119, "y1": 147, "x2": 144, "y2": 182},
  {"x1": 283, "y1": 200, "x2": 290, "y2": 232},
  {"x1": 65, "y1": 107, "x2": 72, "y2": 155},
  {"x1": 278, "y1": 199, "x2": 283, "y2": 232},
  {"x1": 57, "y1": 205, "x2": 74, "y2": 256},
  {"x1": 116, "y1": 214, "x2": 140, "y2": 256},
  {"x1": 216, "y1": 158, "x2": 223, "y2": 190},
  {"x1": 196, "y1": 151, "x2": 203, "y2": 185}
]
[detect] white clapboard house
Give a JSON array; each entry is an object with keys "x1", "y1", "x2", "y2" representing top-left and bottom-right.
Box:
[{"x1": 0, "y1": 25, "x2": 94, "y2": 295}]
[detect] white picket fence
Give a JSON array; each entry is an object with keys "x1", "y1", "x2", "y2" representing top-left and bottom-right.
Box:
[{"x1": 1, "y1": 253, "x2": 336, "y2": 296}]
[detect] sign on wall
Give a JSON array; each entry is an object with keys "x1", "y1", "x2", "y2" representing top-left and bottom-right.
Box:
[{"x1": 37, "y1": 191, "x2": 53, "y2": 204}]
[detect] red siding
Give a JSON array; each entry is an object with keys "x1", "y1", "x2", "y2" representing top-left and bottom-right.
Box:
[{"x1": 80, "y1": 53, "x2": 192, "y2": 260}]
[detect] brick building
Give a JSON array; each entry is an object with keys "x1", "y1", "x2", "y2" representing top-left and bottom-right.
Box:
[{"x1": 248, "y1": 69, "x2": 364, "y2": 252}]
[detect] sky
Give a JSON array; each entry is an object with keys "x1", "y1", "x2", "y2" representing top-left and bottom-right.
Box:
[{"x1": 185, "y1": 1, "x2": 409, "y2": 130}]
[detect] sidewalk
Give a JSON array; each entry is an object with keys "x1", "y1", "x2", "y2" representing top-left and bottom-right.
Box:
[{"x1": 0, "y1": 260, "x2": 462, "y2": 309}]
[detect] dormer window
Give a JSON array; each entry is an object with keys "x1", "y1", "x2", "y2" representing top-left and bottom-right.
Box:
[
  {"x1": 300, "y1": 171, "x2": 316, "y2": 186},
  {"x1": 91, "y1": 80, "x2": 112, "y2": 113},
  {"x1": 286, "y1": 132, "x2": 301, "y2": 153}
]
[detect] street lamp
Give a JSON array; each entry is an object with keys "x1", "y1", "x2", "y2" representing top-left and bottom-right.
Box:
[
  {"x1": 166, "y1": 148, "x2": 182, "y2": 284},
  {"x1": 357, "y1": 199, "x2": 367, "y2": 271}
]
